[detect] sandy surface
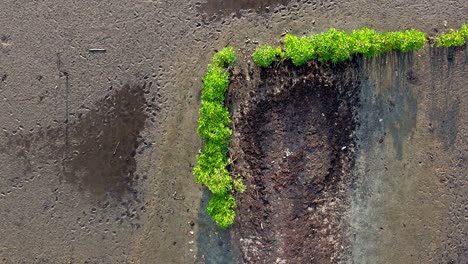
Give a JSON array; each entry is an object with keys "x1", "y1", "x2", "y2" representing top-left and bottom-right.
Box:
[{"x1": 0, "y1": 0, "x2": 467, "y2": 263}]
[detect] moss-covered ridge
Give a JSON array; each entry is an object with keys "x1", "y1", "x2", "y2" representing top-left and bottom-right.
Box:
[
  {"x1": 193, "y1": 47, "x2": 245, "y2": 229},
  {"x1": 253, "y1": 24, "x2": 468, "y2": 67}
]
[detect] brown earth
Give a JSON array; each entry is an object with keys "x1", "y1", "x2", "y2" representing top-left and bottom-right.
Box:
[{"x1": 229, "y1": 61, "x2": 360, "y2": 263}]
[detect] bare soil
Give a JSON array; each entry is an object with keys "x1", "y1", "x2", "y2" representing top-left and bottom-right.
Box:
[{"x1": 228, "y1": 61, "x2": 360, "y2": 263}]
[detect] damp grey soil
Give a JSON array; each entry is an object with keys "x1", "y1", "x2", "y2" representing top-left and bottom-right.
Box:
[
  {"x1": 195, "y1": 189, "x2": 240, "y2": 264},
  {"x1": 351, "y1": 47, "x2": 468, "y2": 263}
]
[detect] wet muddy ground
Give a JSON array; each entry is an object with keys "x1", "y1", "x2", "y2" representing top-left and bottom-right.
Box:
[{"x1": 1, "y1": 0, "x2": 468, "y2": 263}]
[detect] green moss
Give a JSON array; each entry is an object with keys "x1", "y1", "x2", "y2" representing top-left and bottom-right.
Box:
[
  {"x1": 194, "y1": 47, "x2": 240, "y2": 228},
  {"x1": 462, "y1": 23, "x2": 468, "y2": 37},
  {"x1": 350, "y1": 27, "x2": 384, "y2": 57},
  {"x1": 201, "y1": 65, "x2": 230, "y2": 102},
  {"x1": 436, "y1": 23, "x2": 468, "y2": 47},
  {"x1": 212, "y1": 46, "x2": 236, "y2": 67},
  {"x1": 311, "y1": 28, "x2": 355, "y2": 63},
  {"x1": 379, "y1": 29, "x2": 427, "y2": 52},
  {"x1": 256, "y1": 27, "x2": 432, "y2": 66},
  {"x1": 283, "y1": 34, "x2": 315, "y2": 66},
  {"x1": 252, "y1": 45, "x2": 284, "y2": 67},
  {"x1": 197, "y1": 101, "x2": 231, "y2": 143},
  {"x1": 207, "y1": 193, "x2": 236, "y2": 229}
]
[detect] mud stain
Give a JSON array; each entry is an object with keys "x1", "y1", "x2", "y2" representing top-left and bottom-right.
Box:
[
  {"x1": 64, "y1": 83, "x2": 148, "y2": 197},
  {"x1": 429, "y1": 47, "x2": 464, "y2": 149},
  {"x1": 2, "y1": 83, "x2": 153, "y2": 200},
  {"x1": 359, "y1": 53, "x2": 418, "y2": 160},
  {"x1": 195, "y1": 189, "x2": 239, "y2": 264},
  {"x1": 197, "y1": 0, "x2": 292, "y2": 18},
  {"x1": 229, "y1": 61, "x2": 360, "y2": 263}
]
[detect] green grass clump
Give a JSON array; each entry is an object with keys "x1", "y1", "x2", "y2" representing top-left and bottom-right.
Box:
[
  {"x1": 311, "y1": 28, "x2": 355, "y2": 63},
  {"x1": 212, "y1": 46, "x2": 236, "y2": 67},
  {"x1": 252, "y1": 45, "x2": 284, "y2": 67},
  {"x1": 436, "y1": 23, "x2": 468, "y2": 47},
  {"x1": 207, "y1": 193, "x2": 236, "y2": 229},
  {"x1": 194, "y1": 47, "x2": 240, "y2": 229},
  {"x1": 379, "y1": 29, "x2": 427, "y2": 52},
  {"x1": 283, "y1": 34, "x2": 315, "y2": 66},
  {"x1": 350, "y1": 27, "x2": 384, "y2": 57}
]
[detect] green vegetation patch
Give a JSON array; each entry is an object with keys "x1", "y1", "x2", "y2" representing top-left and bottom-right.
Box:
[
  {"x1": 193, "y1": 47, "x2": 241, "y2": 229},
  {"x1": 252, "y1": 45, "x2": 285, "y2": 67},
  {"x1": 285, "y1": 28, "x2": 427, "y2": 66},
  {"x1": 280, "y1": 27, "x2": 427, "y2": 67},
  {"x1": 212, "y1": 46, "x2": 236, "y2": 67},
  {"x1": 254, "y1": 24, "x2": 468, "y2": 68},
  {"x1": 283, "y1": 34, "x2": 316, "y2": 66},
  {"x1": 435, "y1": 23, "x2": 468, "y2": 47},
  {"x1": 207, "y1": 193, "x2": 236, "y2": 229}
]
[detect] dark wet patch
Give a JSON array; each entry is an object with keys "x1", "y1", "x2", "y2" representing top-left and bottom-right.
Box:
[
  {"x1": 195, "y1": 189, "x2": 240, "y2": 264},
  {"x1": 2, "y1": 83, "x2": 153, "y2": 200},
  {"x1": 429, "y1": 47, "x2": 467, "y2": 149},
  {"x1": 358, "y1": 53, "x2": 418, "y2": 160},
  {"x1": 197, "y1": 0, "x2": 292, "y2": 19},
  {"x1": 429, "y1": 47, "x2": 465, "y2": 149},
  {"x1": 63, "y1": 83, "x2": 148, "y2": 197}
]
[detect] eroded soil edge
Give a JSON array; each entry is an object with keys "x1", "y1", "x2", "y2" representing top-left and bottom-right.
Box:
[{"x1": 228, "y1": 61, "x2": 360, "y2": 263}]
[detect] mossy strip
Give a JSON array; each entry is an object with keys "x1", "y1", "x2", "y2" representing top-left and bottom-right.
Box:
[
  {"x1": 193, "y1": 47, "x2": 239, "y2": 229},
  {"x1": 252, "y1": 25, "x2": 468, "y2": 67}
]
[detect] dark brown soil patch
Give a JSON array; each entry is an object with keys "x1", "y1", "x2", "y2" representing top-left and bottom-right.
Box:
[
  {"x1": 63, "y1": 83, "x2": 148, "y2": 197},
  {"x1": 228, "y1": 61, "x2": 360, "y2": 263},
  {"x1": 1, "y1": 83, "x2": 156, "y2": 201}
]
